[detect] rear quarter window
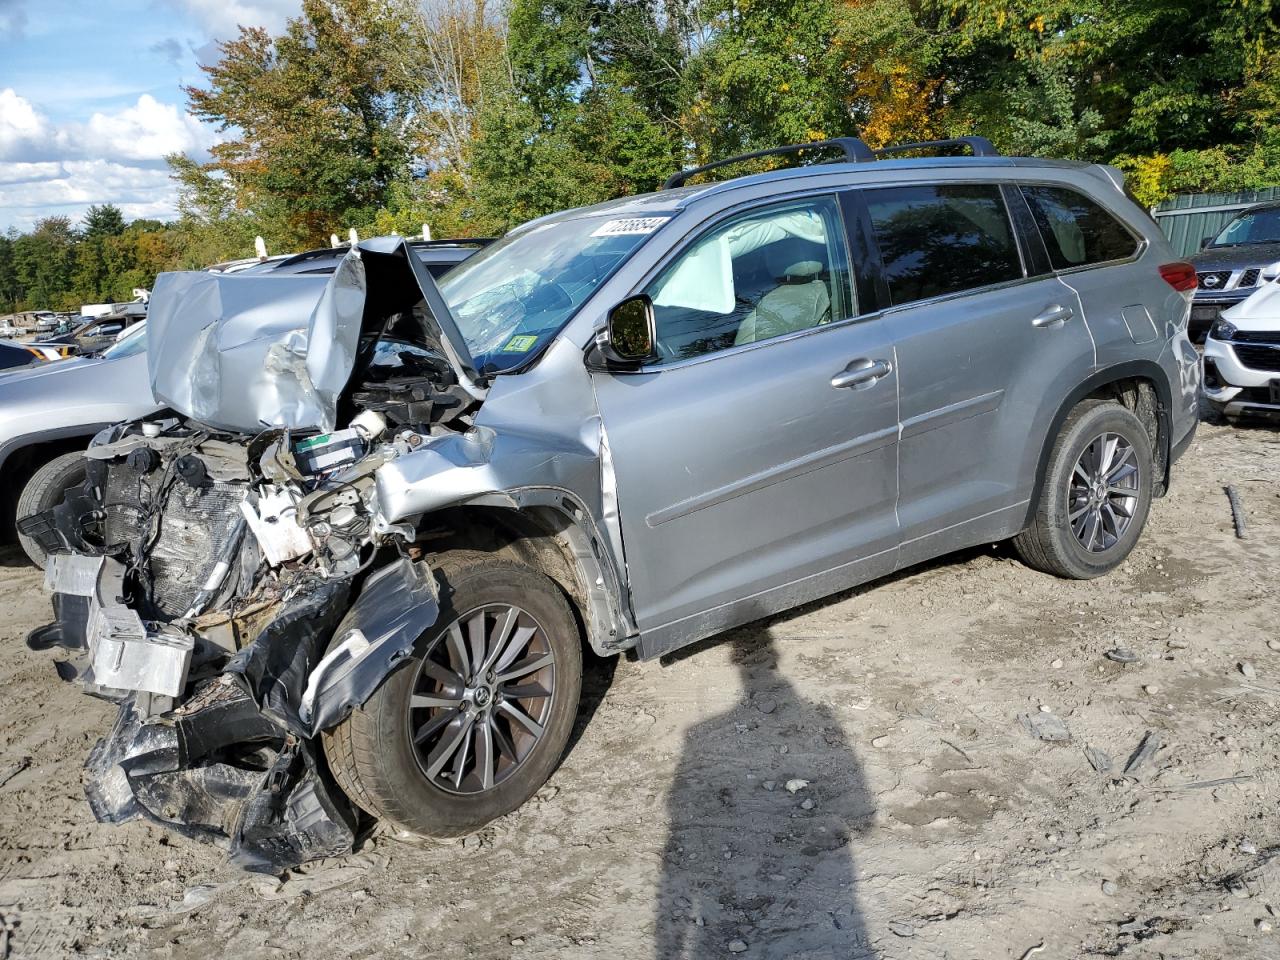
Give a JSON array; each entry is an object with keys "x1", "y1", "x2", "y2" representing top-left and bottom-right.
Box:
[
  {"x1": 1020, "y1": 185, "x2": 1140, "y2": 269},
  {"x1": 865, "y1": 184, "x2": 1023, "y2": 306}
]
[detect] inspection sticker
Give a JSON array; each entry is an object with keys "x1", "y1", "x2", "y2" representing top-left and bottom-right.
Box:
[
  {"x1": 590, "y1": 216, "x2": 669, "y2": 237},
  {"x1": 500, "y1": 334, "x2": 539, "y2": 353}
]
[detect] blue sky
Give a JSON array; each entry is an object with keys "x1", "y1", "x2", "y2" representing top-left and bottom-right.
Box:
[{"x1": 0, "y1": 0, "x2": 300, "y2": 231}]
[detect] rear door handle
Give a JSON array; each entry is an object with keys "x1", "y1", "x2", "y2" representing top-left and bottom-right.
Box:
[
  {"x1": 831, "y1": 358, "x2": 892, "y2": 389},
  {"x1": 1031, "y1": 304, "x2": 1074, "y2": 328}
]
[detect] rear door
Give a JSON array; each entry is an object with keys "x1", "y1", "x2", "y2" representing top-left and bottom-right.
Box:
[
  {"x1": 859, "y1": 182, "x2": 1096, "y2": 560},
  {"x1": 1017, "y1": 184, "x2": 1157, "y2": 368},
  {"x1": 591, "y1": 194, "x2": 900, "y2": 644}
]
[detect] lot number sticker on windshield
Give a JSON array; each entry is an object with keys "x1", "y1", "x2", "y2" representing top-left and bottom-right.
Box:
[
  {"x1": 501, "y1": 334, "x2": 539, "y2": 353},
  {"x1": 591, "y1": 217, "x2": 669, "y2": 237}
]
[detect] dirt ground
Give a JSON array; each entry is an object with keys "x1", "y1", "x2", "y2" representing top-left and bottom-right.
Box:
[{"x1": 2, "y1": 412, "x2": 1279, "y2": 960}]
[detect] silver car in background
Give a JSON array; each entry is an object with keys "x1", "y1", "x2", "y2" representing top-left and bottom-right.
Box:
[{"x1": 24, "y1": 137, "x2": 1199, "y2": 871}]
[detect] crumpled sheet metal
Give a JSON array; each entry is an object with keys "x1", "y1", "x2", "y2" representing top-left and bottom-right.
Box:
[
  {"x1": 147, "y1": 254, "x2": 366, "y2": 432},
  {"x1": 86, "y1": 683, "x2": 357, "y2": 873},
  {"x1": 302, "y1": 557, "x2": 440, "y2": 735}
]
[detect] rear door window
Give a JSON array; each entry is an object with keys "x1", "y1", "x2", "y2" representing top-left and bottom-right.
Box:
[
  {"x1": 865, "y1": 184, "x2": 1023, "y2": 306},
  {"x1": 1020, "y1": 185, "x2": 1140, "y2": 269}
]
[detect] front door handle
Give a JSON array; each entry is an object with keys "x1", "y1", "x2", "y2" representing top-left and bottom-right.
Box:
[
  {"x1": 1031, "y1": 304, "x2": 1074, "y2": 328},
  {"x1": 831, "y1": 358, "x2": 892, "y2": 390}
]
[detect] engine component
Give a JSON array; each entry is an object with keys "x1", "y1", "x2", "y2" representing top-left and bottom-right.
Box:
[
  {"x1": 240, "y1": 487, "x2": 313, "y2": 566},
  {"x1": 292, "y1": 429, "x2": 364, "y2": 475},
  {"x1": 175, "y1": 455, "x2": 208, "y2": 487}
]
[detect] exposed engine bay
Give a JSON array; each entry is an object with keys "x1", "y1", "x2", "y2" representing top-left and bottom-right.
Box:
[{"x1": 20, "y1": 241, "x2": 482, "y2": 871}]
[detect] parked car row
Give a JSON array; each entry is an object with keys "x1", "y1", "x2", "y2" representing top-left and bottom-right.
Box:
[{"x1": 18, "y1": 136, "x2": 1200, "y2": 872}]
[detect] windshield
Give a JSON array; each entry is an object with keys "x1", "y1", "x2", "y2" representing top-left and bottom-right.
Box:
[
  {"x1": 102, "y1": 327, "x2": 147, "y2": 359},
  {"x1": 1213, "y1": 208, "x2": 1280, "y2": 247},
  {"x1": 437, "y1": 214, "x2": 668, "y2": 373}
]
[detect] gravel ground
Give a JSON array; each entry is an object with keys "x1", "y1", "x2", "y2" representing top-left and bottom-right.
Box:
[{"x1": 1, "y1": 413, "x2": 1279, "y2": 959}]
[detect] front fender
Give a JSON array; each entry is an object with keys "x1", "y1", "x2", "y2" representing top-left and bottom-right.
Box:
[{"x1": 301, "y1": 558, "x2": 440, "y2": 735}]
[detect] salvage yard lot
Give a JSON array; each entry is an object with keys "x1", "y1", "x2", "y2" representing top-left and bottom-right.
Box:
[{"x1": 1, "y1": 414, "x2": 1278, "y2": 960}]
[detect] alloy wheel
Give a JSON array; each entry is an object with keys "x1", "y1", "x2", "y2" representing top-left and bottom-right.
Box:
[
  {"x1": 407, "y1": 604, "x2": 556, "y2": 795},
  {"x1": 1068, "y1": 432, "x2": 1141, "y2": 553}
]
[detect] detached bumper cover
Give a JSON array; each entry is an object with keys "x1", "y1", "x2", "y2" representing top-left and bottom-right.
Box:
[{"x1": 30, "y1": 555, "x2": 441, "y2": 872}]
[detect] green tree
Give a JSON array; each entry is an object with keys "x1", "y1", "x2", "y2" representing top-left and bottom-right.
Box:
[
  {"x1": 178, "y1": 0, "x2": 426, "y2": 247},
  {"x1": 12, "y1": 217, "x2": 77, "y2": 310}
]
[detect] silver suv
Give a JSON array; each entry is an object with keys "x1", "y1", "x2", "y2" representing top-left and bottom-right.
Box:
[{"x1": 24, "y1": 137, "x2": 1201, "y2": 871}]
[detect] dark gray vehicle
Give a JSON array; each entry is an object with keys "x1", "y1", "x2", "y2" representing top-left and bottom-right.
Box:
[
  {"x1": 24, "y1": 137, "x2": 1200, "y2": 871},
  {"x1": 1188, "y1": 202, "x2": 1280, "y2": 341}
]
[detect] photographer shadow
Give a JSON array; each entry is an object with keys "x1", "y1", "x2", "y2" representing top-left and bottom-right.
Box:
[{"x1": 654, "y1": 624, "x2": 878, "y2": 959}]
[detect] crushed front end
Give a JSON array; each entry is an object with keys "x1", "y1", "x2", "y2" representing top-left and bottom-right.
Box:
[{"x1": 20, "y1": 241, "x2": 480, "y2": 871}]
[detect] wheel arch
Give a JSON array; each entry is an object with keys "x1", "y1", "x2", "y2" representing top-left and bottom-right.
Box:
[
  {"x1": 414, "y1": 493, "x2": 636, "y2": 658},
  {"x1": 1023, "y1": 361, "x2": 1173, "y2": 531}
]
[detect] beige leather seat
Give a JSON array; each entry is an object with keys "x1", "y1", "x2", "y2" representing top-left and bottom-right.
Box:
[{"x1": 734, "y1": 250, "x2": 830, "y2": 345}]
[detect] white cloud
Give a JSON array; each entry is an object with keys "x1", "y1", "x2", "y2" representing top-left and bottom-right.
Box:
[
  {"x1": 0, "y1": 160, "x2": 180, "y2": 230},
  {"x1": 0, "y1": 88, "x2": 68, "y2": 160},
  {"x1": 87, "y1": 94, "x2": 215, "y2": 161},
  {"x1": 165, "y1": 0, "x2": 299, "y2": 39},
  {"x1": 2, "y1": 88, "x2": 216, "y2": 163},
  {"x1": 0, "y1": 90, "x2": 224, "y2": 229}
]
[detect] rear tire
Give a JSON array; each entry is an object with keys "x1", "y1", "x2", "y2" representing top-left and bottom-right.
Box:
[
  {"x1": 1014, "y1": 400, "x2": 1153, "y2": 579},
  {"x1": 16, "y1": 450, "x2": 88, "y2": 568},
  {"x1": 323, "y1": 551, "x2": 582, "y2": 838}
]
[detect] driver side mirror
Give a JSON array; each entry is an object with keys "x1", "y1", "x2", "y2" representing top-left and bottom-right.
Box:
[
  {"x1": 589, "y1": 295, "x2": 656, "y2": 368},
  {"x1": 1201, "y1": 235, "x2": 1214, "y2": 250}
]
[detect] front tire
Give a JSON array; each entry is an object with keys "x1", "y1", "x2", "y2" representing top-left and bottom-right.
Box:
[
  {"x1": 16, "y1": 450, "x2": 88, "y2": 568},
  {"x1": 323, "y1": 551, "x2": 582, "y2": 838},
  {"x1": 1014, "y1": 400, "x2": 1154, "y2": 579}
]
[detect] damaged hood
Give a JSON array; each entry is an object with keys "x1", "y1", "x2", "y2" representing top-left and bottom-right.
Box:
[{"x1": 147, "y1": 238, "x2": 482, "y2": 433}]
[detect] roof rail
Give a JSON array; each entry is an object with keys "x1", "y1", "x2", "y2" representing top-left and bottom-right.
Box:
[
  {"x1": 663, "y1": 137, "x2": 875, "y2": 190},
  {"x1": 873, "y1": 136, "x2": 1000, "y2": 159}
]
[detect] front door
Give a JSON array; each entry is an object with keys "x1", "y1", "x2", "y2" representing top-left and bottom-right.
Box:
[{"x1": 590, "y1": 195, "x2": 900, "y2": 652}]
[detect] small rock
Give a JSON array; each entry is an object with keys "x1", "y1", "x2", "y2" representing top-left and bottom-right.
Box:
[
  {"x1": 510, "y1": 938, "x2": 525, "y2": 946},
  {"x1": 778, "y1": 745, "x2": 788, "y2": 755},
  {"x1": 762, "y1": 780, "x2": 777, "y2": 792},
  {"x1": 1102, "y1": 880, "x2": 1118, "y2": 896},
  {"x1": 1268, "y1": 639, "x2": 1280, "y2": 652},
  {"x1": 756, "y1": 698, "x2": 778, "y2": 715},
  {"x1": 728, "y1": 939, "x2": 749, "y2": 953},
  {"x1": 249, "y1": 875, "x2": 283, "y2": 899},
  {"x1": 1039, "y1": 704, "x2": 1052, "y2": 713},
  {"x1": 1168, "y1": 638, "x2": 1189, "y2": 650},
  {"x1": 1107, "y1": 648, "x2": 1140, "y2": 664},
  {"x1": 784, "y1": 779, "x2": 809, "y2": 794},
  {"x1": 1240, "y1": 662, "x2": 1257, "y2": 680},
  {"x1": 800, "y1": 799, "x2": 815, "y2": 810},
  {"x1": 1051, "y1": 658, "x2": 1064, "y2": 669},
  {"x1": 1241, "y1": 839, "x2": 1259, "y2": 855},
  {"x1": 871, "y1": 735, "x2": 891, "y2": 748},
  {"x1": 1144, "y1": 684, "x2": 1160, "y2": 695},
  {"x1": 1229, "y1": 880, "x2": 1251, "y2": 900},
  {"x1": 462, "y1": 834, "x2": 481, "y2": 849},
  {"x1": 182, "y1": 885, "x2": 217, "y2": 908},
  {"x1": 1257, "y1": 918, "x2": 1273, "y2": 933},
  {"x1": 1019, "y1": 711, "x2": 1070, "y2": 742},
  {"x1": 888, "y1": 920, "x2": 915, "y2": 938}
]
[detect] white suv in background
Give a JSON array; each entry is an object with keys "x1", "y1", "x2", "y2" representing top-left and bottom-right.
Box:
[{"x1": 1203, "y1": 279, "x2": 1280, "y2": 420}]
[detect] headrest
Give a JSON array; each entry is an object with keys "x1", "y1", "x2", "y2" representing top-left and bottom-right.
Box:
[{"x1": 781, "y1": 260, "x2": 823, "y2": 281}]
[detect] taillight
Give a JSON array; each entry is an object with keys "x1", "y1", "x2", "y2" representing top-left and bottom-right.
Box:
[{"x1": 1159, "y1": 261, "x2": 1197, "y2": 292}]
